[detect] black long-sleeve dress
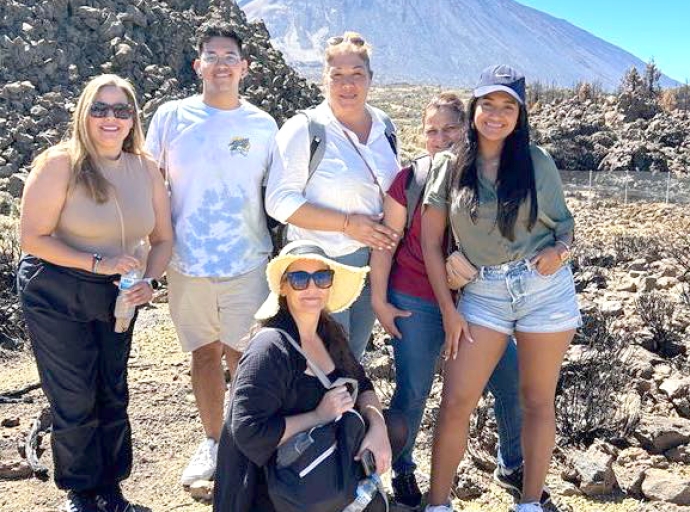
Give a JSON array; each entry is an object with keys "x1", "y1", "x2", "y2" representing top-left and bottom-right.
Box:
[{"x1": 213, "y1": 315, "x2": 374, "y2": 512}]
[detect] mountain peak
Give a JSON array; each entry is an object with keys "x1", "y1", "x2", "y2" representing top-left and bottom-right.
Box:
[{"x1": 239, "y1": 0, "x2": 678, "y2": 89}]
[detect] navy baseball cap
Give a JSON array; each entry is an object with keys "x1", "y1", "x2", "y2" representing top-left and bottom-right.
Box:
[{"x1": 473, "y1": 65, "x2": 526, "y2": 105}]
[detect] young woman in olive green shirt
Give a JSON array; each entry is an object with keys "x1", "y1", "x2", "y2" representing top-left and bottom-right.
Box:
[{"x1": 421, "y1": 66, "x2": 581, "y2": 512}]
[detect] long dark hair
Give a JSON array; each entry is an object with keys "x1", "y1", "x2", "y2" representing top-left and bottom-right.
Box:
[
  {"x1": 450, "y1": 97, "x2": 538, "y2": 241},
  {"x1": 251, "y1": 297, "x2": 362, "y2": 379}
]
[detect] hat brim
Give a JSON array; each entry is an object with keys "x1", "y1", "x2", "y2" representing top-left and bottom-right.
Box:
[
  {"x1": 254, "y1": 245, "x2": 369, "y2": 320},
  {"x1": 473, "y1": 85, "x2": 524, "y2": 104}
]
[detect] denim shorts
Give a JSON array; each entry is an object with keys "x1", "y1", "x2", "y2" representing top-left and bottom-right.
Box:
[{"x1": 459, "y1": 259, "x2": 582, "y2": 335}]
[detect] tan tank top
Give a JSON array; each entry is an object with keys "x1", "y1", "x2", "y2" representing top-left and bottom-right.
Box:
[{"x1": 55, "y1": 152, "x2": 156, "y2": 257}]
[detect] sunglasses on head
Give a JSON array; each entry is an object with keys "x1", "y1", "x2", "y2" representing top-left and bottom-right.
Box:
[
  {"x1": 283, "y1": 269, "x2": 335, "y2": 291},
  {"x1": 327, "y1": 35, "x2": 366, "y2": 46},
  {"x1": 89, "y1": 102, "x2": 135, "y2": 120}
]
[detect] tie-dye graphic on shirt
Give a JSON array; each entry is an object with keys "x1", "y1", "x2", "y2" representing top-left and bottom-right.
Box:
[{"x1": 145, "y1": 96, "x2": 278, "y2": 277}]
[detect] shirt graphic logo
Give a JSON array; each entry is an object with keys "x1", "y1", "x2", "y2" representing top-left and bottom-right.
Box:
[{"x1": 228, "y1": 137, "x2": 251, "y2": 156}]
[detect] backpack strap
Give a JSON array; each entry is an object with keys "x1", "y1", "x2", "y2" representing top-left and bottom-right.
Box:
[
  {"x1": 296, "y1": 109, "x2": 327, "y2": 189},
  {"x1": 298, "y1": 108, "x2": 398, "y2": 191},
  {"x1": 403, "y1": 154, "x2": 432, "y2": 230},
  {"x1": 265, "y1": 328, "x2": 359, "y2": 402},
  {"x1": 379, "y1": 111, "x2": 398, "y2": 157}
]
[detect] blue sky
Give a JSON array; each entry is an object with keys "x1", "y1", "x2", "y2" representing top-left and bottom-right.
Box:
[{"x1": 515, "y1": 0, "x2": 689, "y2": 84}]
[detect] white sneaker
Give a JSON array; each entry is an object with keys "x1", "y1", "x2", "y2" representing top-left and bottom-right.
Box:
[
  {"x1": 425, "y1": 504, "x2": 454, "y2": 512},
  {"x1": 180, "y1": 438, "x2": 218, "y2": 485},
  {"x1": 511, "y1": 503, "x2": 543, "y2": 512}
]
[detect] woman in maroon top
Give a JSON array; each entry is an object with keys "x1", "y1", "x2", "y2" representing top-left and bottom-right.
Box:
[{"x1": 370, "y1": 93, "x2": 525, "y2": 508}]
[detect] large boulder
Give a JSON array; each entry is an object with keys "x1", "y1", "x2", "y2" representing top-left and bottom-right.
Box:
[
  {"x1": 569, "y1": 442, "x2": 618, "y2": 496},
  {"x1": 641, "y1": 468, "x2": 690, "y2": 505},
  {"x1": 635, "y1": 414, "x2": 690, "y2": 454}
]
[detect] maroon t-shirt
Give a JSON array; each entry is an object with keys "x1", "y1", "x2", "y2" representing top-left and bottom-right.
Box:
[{"x1": 387, "y1": 166, "x2": 438, "y2": 302}]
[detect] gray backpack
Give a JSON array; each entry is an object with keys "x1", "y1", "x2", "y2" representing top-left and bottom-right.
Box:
[{"x1": 299, "y1": 107, "x2": 398, "y2": 185}]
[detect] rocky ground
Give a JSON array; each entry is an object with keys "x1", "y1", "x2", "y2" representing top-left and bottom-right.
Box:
[{"x1": 1, "y1": 196, "x2": 689, "y2": 512}]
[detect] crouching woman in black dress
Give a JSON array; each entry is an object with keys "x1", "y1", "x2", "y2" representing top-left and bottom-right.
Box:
[{"x1": 213, "y1": 240, "x2": 405, "y2": 512}]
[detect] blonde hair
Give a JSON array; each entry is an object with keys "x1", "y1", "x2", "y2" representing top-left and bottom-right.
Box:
[
  {"x1": 32, "y1": 74, "x2": 145, "y2": 203},
  {"x1": 323, "y1": 31, "x2": 373, "y2": 79}
]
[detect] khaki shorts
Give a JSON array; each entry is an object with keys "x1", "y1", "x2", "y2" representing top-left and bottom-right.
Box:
[{"x1": 167, "y1": 262, "x2": 269, "y2": 353}]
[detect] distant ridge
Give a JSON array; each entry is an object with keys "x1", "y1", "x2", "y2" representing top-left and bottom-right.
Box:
[{"x1": 239, "y1": 0, "x2": 679, "y2": 89}]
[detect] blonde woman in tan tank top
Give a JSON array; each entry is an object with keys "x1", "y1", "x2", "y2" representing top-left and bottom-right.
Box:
[{"x1": 17, "y1": 74, "x2": 172, "y2": 512}]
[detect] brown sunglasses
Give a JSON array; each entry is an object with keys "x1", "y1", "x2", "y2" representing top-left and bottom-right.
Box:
[{"x1": 327, "y1": 35, "x2": 366, "y2": 46}]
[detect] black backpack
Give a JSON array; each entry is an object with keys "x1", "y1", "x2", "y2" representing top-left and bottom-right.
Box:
[{"x1": 266, "y1": 108, "x2": 398, "y2": 254}]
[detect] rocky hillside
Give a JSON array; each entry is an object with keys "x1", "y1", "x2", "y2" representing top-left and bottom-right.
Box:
[
  {"x1": 0, "y1": 0, "x2": 322, "y2": 202},
  {"x1": 530, "y1": 89, "x2": 690, "y2": 174},
  {"x1": 239, "y1": 0, "x2": 680, "y2": 89}
]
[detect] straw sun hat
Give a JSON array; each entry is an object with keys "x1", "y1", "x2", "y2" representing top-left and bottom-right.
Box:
[{"x1": 254, "y1": 240, "x2": 369, "y2": 320}]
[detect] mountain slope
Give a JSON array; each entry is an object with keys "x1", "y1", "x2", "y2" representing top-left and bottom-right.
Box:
[{"x1": 239, "y1": 0, "x2": 679, "y2": 89}]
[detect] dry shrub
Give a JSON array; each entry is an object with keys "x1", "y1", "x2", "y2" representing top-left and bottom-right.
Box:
[
  {"x1": 572, "y1": 240, "x2": 615, "y2": 269},
  {"x1": 556, "y1": 308, "x2": 634, "y2": 446},
  {"x1": 611, "y1": 234, "x2": 664, "y2": 264},
  {"x1": 635, "y1": 292, "x2": 686, "y2": 360},
  {"x1": 666, "y1": 234, "x2": 690, "y2": 309},
  {"x1": 0, "y1": 221, "x2": 27, "y2": 353}
]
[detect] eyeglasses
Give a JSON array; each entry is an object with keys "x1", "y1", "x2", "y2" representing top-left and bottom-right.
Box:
[
  {"x1": 327, "y1": 35, "x2": 366, "y2": 46},
  {"x1": 283, "y1": 269, "x2": 335, "y2": 291},
  {"x1": 200, "y1": 53, "x2": 243, "y2": 66},
  {"x1": 89, "y1": 102, "x2": 135, "y2": 120}
]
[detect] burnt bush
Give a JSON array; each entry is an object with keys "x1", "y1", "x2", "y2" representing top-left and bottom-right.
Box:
[
  {"x1": 556, "y1": 309, "x2": 635, "y2": 446},
  {"x1": 0, "y1": 222, "x2": 27, "y2": 354},
  {"x1": 635, "y1": 292, "x2": 686, "y2": 360},
  {"x1": 572, "y1": 240, "x2": 615, "y2": 270},
  {"x1": 611, "y1": 234, "x2": 664, "y2": 264},
  {"x1": 666, "y1": 234, "x2": 690, "y2": 309}
]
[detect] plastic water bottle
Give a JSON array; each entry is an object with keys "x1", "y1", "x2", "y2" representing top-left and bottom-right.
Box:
[
  {"x1": 342, "y1": 476, "x2": 379, "y2": 512},
  {"x1": 114, "y1": 240, "x2": 147, "y2": 333}
]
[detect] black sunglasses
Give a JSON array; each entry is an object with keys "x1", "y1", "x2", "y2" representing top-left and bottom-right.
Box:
[
  {"x1": 284, "y1": 269, "x2": 335, "y2": 291},
  {"x1": 89, "y1": 101, "x2": 135, "y2": 120}
]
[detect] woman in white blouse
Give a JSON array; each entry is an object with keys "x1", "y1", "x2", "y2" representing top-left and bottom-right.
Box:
[{"x1": 266, "y1": 32, "x2": 399, "y2": 360}]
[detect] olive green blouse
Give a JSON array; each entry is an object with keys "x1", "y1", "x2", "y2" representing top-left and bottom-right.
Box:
[{"x1": 423, "y1": 145, "x2": 574, "y2": 267}]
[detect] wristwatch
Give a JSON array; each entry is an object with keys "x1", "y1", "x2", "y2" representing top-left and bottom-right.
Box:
[{"x1": 143, "y1": 278, "x2": 161, "y2": 290}]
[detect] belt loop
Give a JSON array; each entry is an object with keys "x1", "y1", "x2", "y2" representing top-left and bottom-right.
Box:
[
  {"x1": 524, "y1": 258, "x2": 532, "y2": 271},
  {"x1": 479, "y1": 266, "x2": 485, "y2": 280}
]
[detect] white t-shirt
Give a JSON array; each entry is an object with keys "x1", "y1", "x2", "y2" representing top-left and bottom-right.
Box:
[
  {"x1": 265, "y1": 101, "x2": 399, "y2": 257},
  {"x1": 145, "y1": 95, "x2": 278, "y2": 277}
]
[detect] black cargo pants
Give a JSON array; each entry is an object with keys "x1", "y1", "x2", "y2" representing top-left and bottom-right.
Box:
[{"x1": 17, "y1": 255, "x2": 134, "y2": 492}]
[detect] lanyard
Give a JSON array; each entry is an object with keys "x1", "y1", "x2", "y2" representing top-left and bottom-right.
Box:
[{"x1": 342, "y1": 129, "x2": 386, "y2": 205}]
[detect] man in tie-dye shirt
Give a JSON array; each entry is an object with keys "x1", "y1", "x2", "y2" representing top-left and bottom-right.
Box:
[{"x1": 145, "y1": 20, "x2": 278, "y2": 486}]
